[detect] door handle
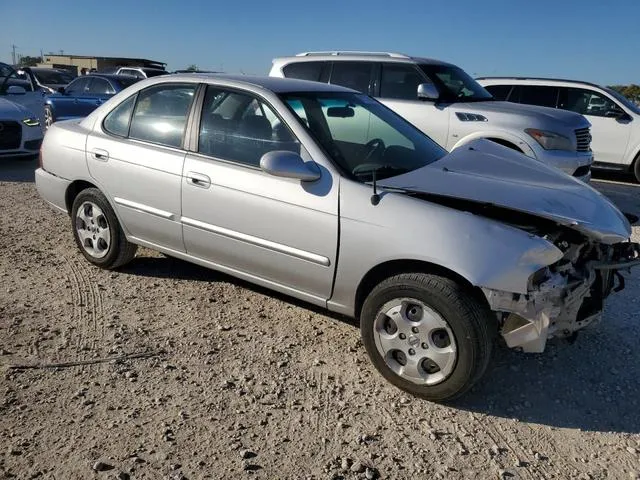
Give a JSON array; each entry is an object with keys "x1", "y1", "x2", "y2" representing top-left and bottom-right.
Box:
[
  {"x1": 91, "y1": 149, "x2": 109, "y2": 161},
  {"x1": 186, "y1": 171, "x2": 211, "y2": 188}
]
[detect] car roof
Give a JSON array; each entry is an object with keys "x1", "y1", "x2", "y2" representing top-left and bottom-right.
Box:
[
  {"x1": 273, "y1": 52, "x2": 455, "y2": 67},
  {"x1": 81, "y1": 73, "x2": 139, "y2": 81},
  {"x1": 476, "y1": 76, "x2": 605, "y2": 89},
  {"x1": 162, "y1": 73, "x2": 357, "y2": 93}
]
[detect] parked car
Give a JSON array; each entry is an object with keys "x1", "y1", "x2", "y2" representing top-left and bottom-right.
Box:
[
  {"x1": 35, "y1": 74, "x2": 639, "y2": 401},
  {"x1": 0, "y1": 62, "x2": 47, "y2": 123},
  {"x1": 270, "y1": 52, "x2": 594, "y2": 182},
  {"x1": 44, "y1": 74, "x2": 139, "y2": 128},
  {"x1": 114, "y1": 66, "x2": 167, "y2": 79},
  {"x1": 16, "y1": 67, "x2": 76, "y2": 94},
  {"x1": 477, "y1": 77, "x2": 640, "y2": 182}
]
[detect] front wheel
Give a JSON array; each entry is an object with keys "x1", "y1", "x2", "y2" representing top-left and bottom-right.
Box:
[
  {"x1": 44, "y1": 105, "x2": 54, "y2": 129},
  {"x1": 71, "y1": 188, "x2": 137, "y2": 269},
  {"x1": 360, "y1": 273, "x2": 494, "y2": 402},
  {"x1": 634, "y1": 155, "x2": 640, "y2": 184}
]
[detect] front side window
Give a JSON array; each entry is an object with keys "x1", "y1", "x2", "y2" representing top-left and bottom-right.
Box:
[
  {"x1": 559, "y1": 87, "x2": 621, "y2": 117},
  {"x1": 380, "y1": 64, "x2": 425, "y2": 100},
  {"x1": 419, "y1": 64, "x2": 493, "y2": 102},
  {"x1": 103, "y1": 94, "x2": 137, "y2": 137},
  {"x1": 129, "y1": 83, "x2": 197, "y2": 148},
  {"x1": 329, "y1": 62, "x2": 373, "y2": 93},
  {"x1": 65, "y1": 77, "x2": 89, "y2": 95},
  {"x1": 198, "y1": 86, "x2": 300, "y2": 167},
  {"x1": 88, "y1": 78, "x2": 115, "y2": 95},
  {"x1": 281, "y1": 92, "x2": 446, "y2": 181}
]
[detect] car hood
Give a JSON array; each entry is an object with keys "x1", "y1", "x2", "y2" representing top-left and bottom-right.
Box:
[
  {"x1": 379, "y1": 139, "x2": 630, "y2": 243},
  {"x1": 0, "y1": 97, "x2": 30, "y2": 119},
  {"x1": 456, "y1": 100, "x2": 590, "y2": 128}
]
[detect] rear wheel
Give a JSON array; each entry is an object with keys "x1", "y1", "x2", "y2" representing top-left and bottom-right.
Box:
[
  {"x1": 634, "y1": 154, "x2": 640, "y2": 183},
  {"x1": 44, "y1": 105, "x2": 54, "y2": 129},
  {"x1": 71, "y1": 188, "x2": 137, "y2": 269},
  {"x1": 360, "y1": 273, "x2": 494, "y2": 402}
]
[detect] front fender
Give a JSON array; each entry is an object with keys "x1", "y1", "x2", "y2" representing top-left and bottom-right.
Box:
[
  {"x1": 328, "y1": 179, "x2": 563, "y2": 317},
  {"x1": 451, "y1": 130, "x2": 536, "y2": 158}
]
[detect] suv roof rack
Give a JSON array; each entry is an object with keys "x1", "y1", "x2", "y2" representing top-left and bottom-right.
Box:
[{"x1": 295, "y1": 51, "x2": 410, "y2": 59}]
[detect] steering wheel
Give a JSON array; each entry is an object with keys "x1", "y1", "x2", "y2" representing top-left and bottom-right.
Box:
[{"x1": 361, "y1": 138, "x2": 386, "y2": 164}]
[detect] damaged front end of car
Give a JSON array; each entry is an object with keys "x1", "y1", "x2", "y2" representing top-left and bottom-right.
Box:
[{"x1": 483, "y1": 231, "x2": 640, "y2": 352}]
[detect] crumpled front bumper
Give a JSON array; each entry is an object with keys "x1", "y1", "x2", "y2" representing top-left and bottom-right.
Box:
[{"x1": 483, "y1": 241, "x2": 640, "y2": 352}]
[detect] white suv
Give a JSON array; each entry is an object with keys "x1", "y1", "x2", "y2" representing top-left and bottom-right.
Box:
[
  {"x1": 477, "y1": 77, "x2": 640, "y2": 182},
  {"x1": 270, "y1": 52, "x2": 594, "y2": 182}
]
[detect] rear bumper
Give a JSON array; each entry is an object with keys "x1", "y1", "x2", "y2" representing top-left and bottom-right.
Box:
[{"x1": 35, "y1": 167, "x2": 70, "y2": 214}]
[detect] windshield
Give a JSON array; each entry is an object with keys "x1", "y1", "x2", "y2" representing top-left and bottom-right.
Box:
[
  {"x1": 0, "y1": 62, "x2": 15, "y2": 78},
  {"x1": 280, "y1": 92, "x2": 447, "y2": 181},
  {"x1": 603, "y1": 87, "x2": 640, "y2": 115},
  {"x1": 33, "y1": 69, "x2": 75, "y2": 84},
  {"x1": 419, "y1": 64, "x2": 493, "y2": 102}
]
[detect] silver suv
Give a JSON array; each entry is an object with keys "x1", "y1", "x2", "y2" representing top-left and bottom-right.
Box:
[
  {"x1": 270, "y1": 52, "x2": 594, "y2": 181},
  {"x1": 35, "y1": 74, "x2": 638, "y2": 401}
]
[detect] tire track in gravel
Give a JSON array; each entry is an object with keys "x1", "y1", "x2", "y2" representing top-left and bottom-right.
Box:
[
  {"x1": 61, "y1": 254, "x2": 106, "y2": 363},
  {"x1": 472, "y1": 414, "x2": 541, "y2": 480}
]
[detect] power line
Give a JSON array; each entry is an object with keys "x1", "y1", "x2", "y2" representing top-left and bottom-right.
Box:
[{"x1": 11, "y1": 44, "x2": 18, "y2": 65}]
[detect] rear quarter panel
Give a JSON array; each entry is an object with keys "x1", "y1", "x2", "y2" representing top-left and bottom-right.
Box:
[{"x1": 41, "y1": 120, "x2": 91, "y2": 182}]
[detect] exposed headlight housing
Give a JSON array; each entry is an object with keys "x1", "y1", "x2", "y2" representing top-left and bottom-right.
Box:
[
  {"x1": 22, "y1": 118, "x2": 41, "y2": 127},
  {"x1": 525, "y1": 128, "x2": 573, "y2": 151}
]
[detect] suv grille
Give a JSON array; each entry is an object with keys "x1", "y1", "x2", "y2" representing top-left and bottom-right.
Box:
[
  {"x1": 575, "y1": 127, "x2": 591, "y2": 152},
  {"x1": 0, "y1": 121, "x2": 21, "y2": 150}
]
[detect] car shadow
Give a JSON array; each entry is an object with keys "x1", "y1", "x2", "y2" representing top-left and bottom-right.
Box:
[
  {"x1": 119, "y1": 255, "x2": 358, "y2": 327},
  {"x1": 454, "y1": 328, "x2": 640, "y2": 434},
  {"x1": 0, "y1": 157, "x2": 37, "y2": 182}
]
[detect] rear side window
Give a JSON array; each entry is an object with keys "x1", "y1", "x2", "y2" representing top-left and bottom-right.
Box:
[
  {"x1": 513, "y1": 85, "x2": 559, "y2": 108},
  {"x1": 103, "y1": 95, "x2": 136, "y2": 137},
  {"x1": 282, "y1": 62, "x2": 329, "y2": 82},
  {"x1": 483, "y1": 84, "x2": 512, "y2": 100},
  {"x1": 129, "y1": 84, "x2": 197, "y2": 148},
  {"x1": 329, "y1": 62, "x2": 373, "y2": 93},
  {"x1": 558, "y1": 87, "x2": 620, "y2": 117},
  {"x1": 380, "y1": 64, "x2": 424, "y2": 100}
]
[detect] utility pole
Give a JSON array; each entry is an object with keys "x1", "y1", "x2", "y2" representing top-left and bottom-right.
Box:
[{"x1": 11, "y1": 44, "x2": 18, "y2": 65}]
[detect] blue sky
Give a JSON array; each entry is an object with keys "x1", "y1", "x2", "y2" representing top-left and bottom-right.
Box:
[{"x1": 2, "y1": 0, "x2": 639, "y2": 85}]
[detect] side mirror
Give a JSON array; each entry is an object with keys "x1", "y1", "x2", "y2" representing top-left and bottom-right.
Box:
[
  {"x1": 7, "y1": 85, "x2": 26, "y2": 95},
  {"x1": 605, "y1": 108, "x2": 630, "y2": 120},
  {"x1": 57, "y1": 86, "x2": 65, "y2": 94},
  {"x1": 260, "y1": 150, "x2": 321, "y2": 182},
  {"x1": 417, "y1": 83, "x2": 439, "y2": 101}
]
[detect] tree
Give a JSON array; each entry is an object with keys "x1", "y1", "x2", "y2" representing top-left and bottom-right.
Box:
[
  {"x1": 186, "y1": 64, "x2": 198, "y2": 72},
  {"x1": 608, "y1": 84, "x2": 640, "y2": 104},
  {"x1": 18, "y1": 55, "x2": 42, "y2": 67}
]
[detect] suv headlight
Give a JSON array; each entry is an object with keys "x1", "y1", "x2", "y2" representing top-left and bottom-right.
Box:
[
  {"x1": 22, "y1": 117, "x2": 41, "y2": 127},
  {"x1": 525, "y1": 129, "x2": 573, "y2": 151}
]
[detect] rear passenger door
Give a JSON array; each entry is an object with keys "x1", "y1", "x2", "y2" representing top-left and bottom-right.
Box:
[
  {"x1": 86, "y1": 83, "x2": 198, "y2": 252},
  {"x1": 181, "y1": 85, "x2": 338, "y2": 301}
]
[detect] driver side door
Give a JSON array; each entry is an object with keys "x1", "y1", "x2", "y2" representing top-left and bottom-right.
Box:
[{"x1": 181, "y1": 85, "x2": 338, "y2": 302}]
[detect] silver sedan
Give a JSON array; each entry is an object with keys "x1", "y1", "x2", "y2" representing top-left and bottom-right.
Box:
[{"x1": 36, "y1": 74, "x2": 639, "y2": 401}]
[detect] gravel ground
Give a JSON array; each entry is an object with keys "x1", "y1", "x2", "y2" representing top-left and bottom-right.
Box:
[{"x1": 1, "y1": 160, "x2": 639, "y2": 480}]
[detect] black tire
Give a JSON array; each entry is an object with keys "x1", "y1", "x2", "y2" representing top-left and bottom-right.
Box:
[
  {"x1": 634, "y1": 155, "x2": 640, "y2": 184},
  {"x1": 360, "y1": 273, "x2": 495, "y2": 402},
  {"x1": 71, "y1": 188, "x2": 137, "y2": 269},
  {"x1": 44, "y1": 105, "x2": 54, "y2": 129}
]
